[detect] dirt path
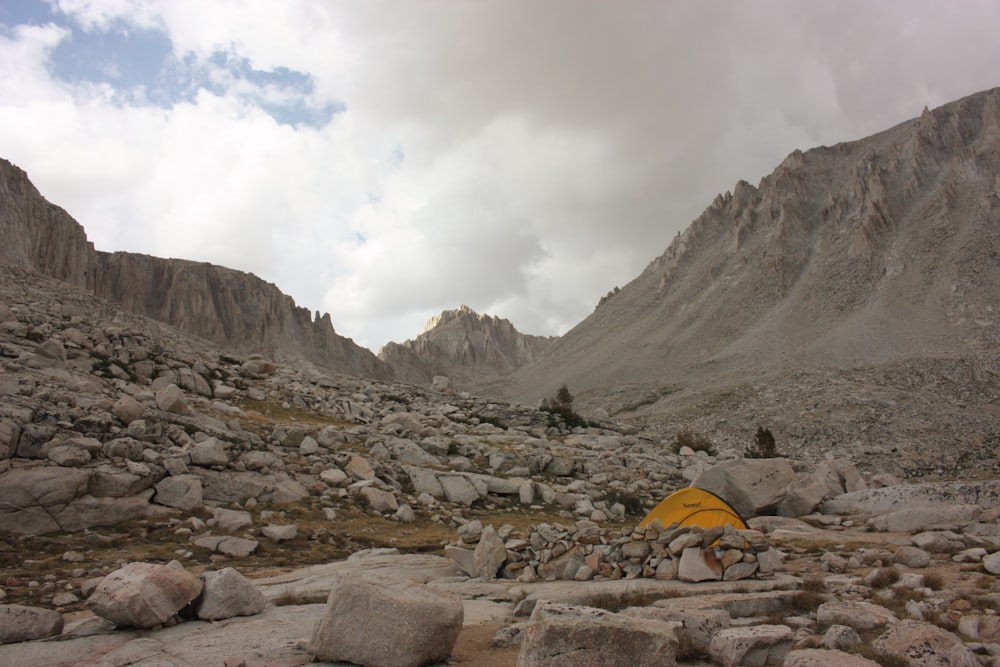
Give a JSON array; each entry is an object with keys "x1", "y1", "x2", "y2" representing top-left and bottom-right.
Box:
[{"x1": 450, "y1": 620, "x2": 520, "y2": 666}]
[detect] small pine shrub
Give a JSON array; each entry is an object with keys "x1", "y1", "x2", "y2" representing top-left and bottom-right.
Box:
[
  {"x1": 672, "y1": 426, "x2": 716, "y2": 455},
  {"x1": 746, "y1": 425, "x2": 779, "y2": 458},
  {"x1": 553, "y1": 384, "x2": 574, "y2": 410},
  {"x1": 542, "y1": 384, "x2": 588, "y2": 429}
]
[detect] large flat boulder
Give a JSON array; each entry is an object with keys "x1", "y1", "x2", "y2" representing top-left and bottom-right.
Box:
[
  {"x1": 87, "y1": 562, "x2": 203, "y2": 628},
  {"x1": 0, "y1": 467, "x2": 94, "y2": 533},
  {"x1": 309, "y1": 577, "x2": 463, "y2": 667},
  {"x1": 518, "y1": 601, "x2": 679, "y2": 667},
  {"x1": 708, "y1": 624, "x2": 793, "y2": 667},
  {"x1": 820, "y1": 479, "x2": 1000, "y2": 516},
  {"x1": 816, "y1": 600, "x2": 897, "y2": 631},
  {"x1": 691, "y1": 458, "x2": 797, "y2": 517},
  {"x1": 0, "y1": 604, "x2": 64, "y2": 644},
  {"x1": 153, "y1": 474, "x2": 203, "y2": 511},
  {"x1": 784, "y1": 648, "x2": 880, "y2": 666}
]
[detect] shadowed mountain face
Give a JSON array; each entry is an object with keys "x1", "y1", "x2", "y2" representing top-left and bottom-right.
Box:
[
  {"x1": 0, "y1": 159, "x2": 391, "y2": 379},
  {"x1": 378, "y1": 305, "x2": 554, "y2": 386}
]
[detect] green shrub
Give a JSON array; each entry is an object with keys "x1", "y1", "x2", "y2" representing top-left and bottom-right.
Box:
[
  {"x1": 602, "y1": 490, "x2": 644, "y2": 517},
  {"x1": 672, "y1": 426, "x2": 716, "y2": 455},
  {"x1": 868, "y1": 567, "x2": 899, "y2": 589}
]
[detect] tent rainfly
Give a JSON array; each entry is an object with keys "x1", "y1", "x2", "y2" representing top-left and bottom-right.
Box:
[{"x1": 639, "y1": 487, "x2": 748, "y2": 531}]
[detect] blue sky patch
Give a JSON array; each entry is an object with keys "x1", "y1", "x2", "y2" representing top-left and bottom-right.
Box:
[{"x1": 0, "y1": 0, "x2": 342, "y2": 128}]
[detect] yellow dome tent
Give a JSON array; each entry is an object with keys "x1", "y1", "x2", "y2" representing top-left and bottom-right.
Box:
[{"x1": 639, "y1": 487, "x2": 747, "y2": 530}]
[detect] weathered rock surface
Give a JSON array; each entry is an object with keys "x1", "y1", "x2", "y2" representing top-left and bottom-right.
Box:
[
  {"x1": 309, "y1": 577, "x2": 464, "y2": 667},
  {"x1": 816, "y1": 600, "x2": 897, "y2": 631},
  {"x1": 0, "y1": 604, "x2": 64, "y2": 644},
  {"x1": 784, "y1": 648, "x2": 880, "y2": 667},
  {"x1": 692, "y1": 458, "x2": 798, "y2": 517},
  {"x1": 196, "y1": 567, "x2": 268, "y2": 621},
  {"x1": 708, "y1": 624, "x2": 793, "y2": 667},
  {"x1": 517, "y1": 601, "x2": 679, "y2": 667},
  {"x1": 873, "y1": 620, "x2": 981, "y2": 667}
]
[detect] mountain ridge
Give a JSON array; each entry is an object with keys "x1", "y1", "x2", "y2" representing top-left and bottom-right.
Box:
[
  {"x1": 0, "y1": 157, "x2": 391, "y2": 379},
  {"x1": 489, "y1": 86, "x2": 1000, "y2": 402},
  {"x1": 465, "y1": 87, "x2": 1000, "y2": 475},
  {"x1": 0, "y1": 157, "x2": 550, "y2": 384}
]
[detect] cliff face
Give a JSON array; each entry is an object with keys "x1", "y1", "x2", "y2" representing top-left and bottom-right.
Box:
[
  {"x1": 378, "y1": 305, "x2": 554, "y2": 386},
  {"x1": 0, "y1": 160, "x2": 94, "y2": 287},
  {"x1": 0, "y1": 158, "x2": 390, "y2": 378},
  {"x1": 500, "y1": 87, "x2": 1000, "y2": 404}
]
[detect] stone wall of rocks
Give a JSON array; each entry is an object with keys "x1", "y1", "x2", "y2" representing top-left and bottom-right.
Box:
[{"x1": 446, "y1": 518, "x2": 781, "y2": 584}]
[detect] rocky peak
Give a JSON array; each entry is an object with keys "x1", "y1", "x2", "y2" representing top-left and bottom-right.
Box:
[{"x1": 379, "y1": 305, "x2": 554, "y2": 387}]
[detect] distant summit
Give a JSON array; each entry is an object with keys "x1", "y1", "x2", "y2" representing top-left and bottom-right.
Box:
[{"x1": 379, "y1": 305, "x2": 553, "y2": 387}]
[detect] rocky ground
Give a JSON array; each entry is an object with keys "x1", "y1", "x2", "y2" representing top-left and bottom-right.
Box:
[{"x1": 4, "y1": 262, "x2": 1000, "y2": 666}]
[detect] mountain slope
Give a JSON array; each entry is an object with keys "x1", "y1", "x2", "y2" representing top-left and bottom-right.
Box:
[
  {"x1": 0, "y1": 158, "x2": 391, "y2": 378},
  {"x1": 379, "y1": 305, "x2": 554, "y2": 386},
  {"x1": 483, "y1": 88, "x2": 1000, "y2": 474},
  {"x1": 499, "y1": 88, "x2": 1000, "y2": 399}
]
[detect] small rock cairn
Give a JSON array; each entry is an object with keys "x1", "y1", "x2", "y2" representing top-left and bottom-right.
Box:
[{"x1": 447, "y1": 518, "x2": 778, "y2": 583}]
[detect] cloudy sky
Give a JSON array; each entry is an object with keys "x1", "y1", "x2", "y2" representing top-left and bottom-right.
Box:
[{"x1": 1, "y1": 1, "x2": 998, "y2": 351}]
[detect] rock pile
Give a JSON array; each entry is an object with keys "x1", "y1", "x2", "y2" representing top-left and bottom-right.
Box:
[
  {"x1": 0, "y1": 560, "x2": 266, "y2": 645},
  {"x1": 447, "y1": 518, "x2": 779, "y2": 584}
]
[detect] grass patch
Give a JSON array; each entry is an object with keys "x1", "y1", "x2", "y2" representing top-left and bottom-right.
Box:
[
  {"x1": 583, "y1": 589, "x2": 681, "y2": 613},
  {"x1": 868, "y1": 567, "x2": 899, "y2": 589},
  {"x1": 671, "y1": 426, "x2": 716, "y2": 455},
  {"x1": 788, "y1": 589, "x2": 827, "y2": 614},
  {"x1": 236, "y1": 398, "x2": 357, "y2": 438},
  {"x1": 273, "y1": 587, "x2": 328, "y2": 606},
  {"x1": 922, "y1": 571, "x2": 944, "y2": 591},
  {"x1": 675, "y1": 633, "x2": 710, "y2": 663}
]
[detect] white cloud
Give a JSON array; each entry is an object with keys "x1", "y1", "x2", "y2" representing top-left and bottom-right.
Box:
[{"x1": 2, "y1": 0, "x2": 1000, "y2": 351}]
